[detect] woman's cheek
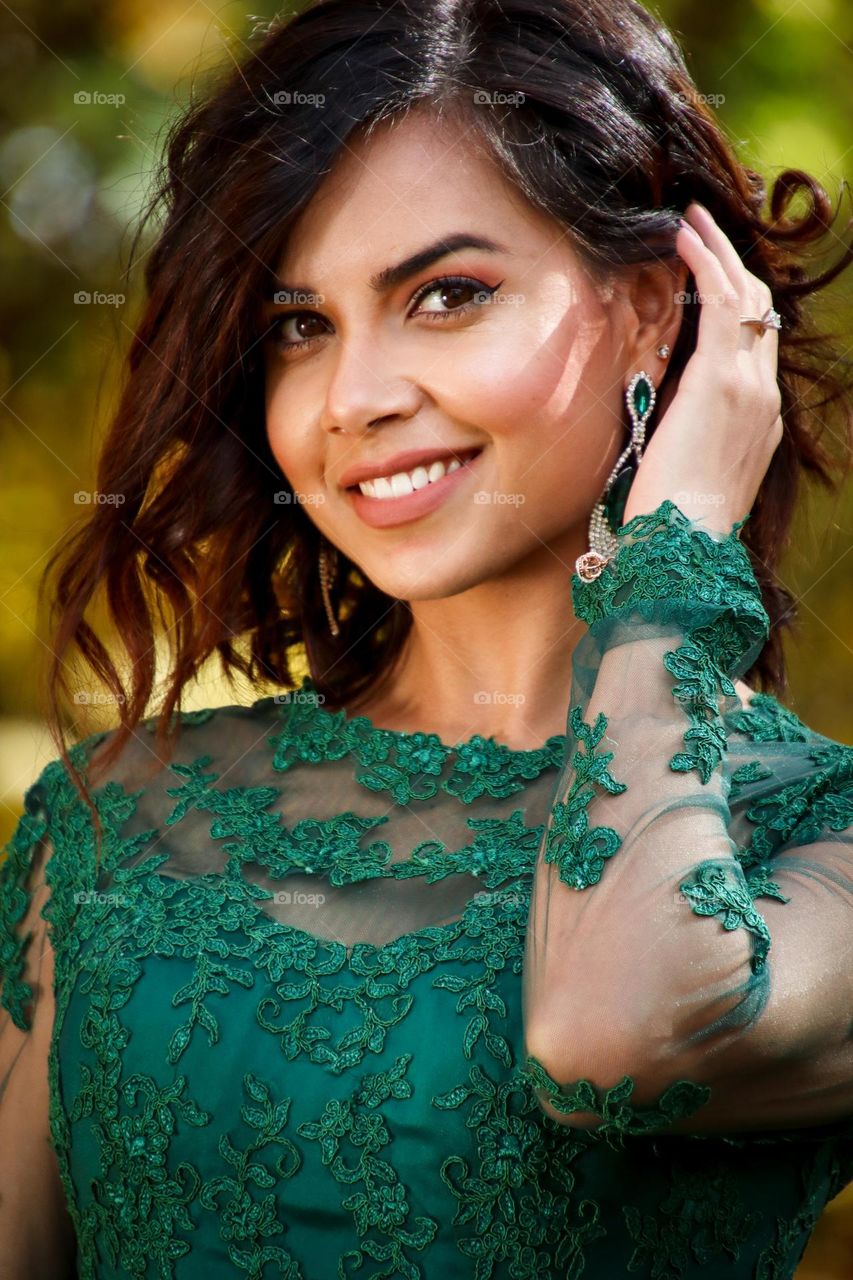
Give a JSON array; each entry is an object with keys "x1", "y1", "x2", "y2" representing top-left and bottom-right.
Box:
[
  {"x1": 264, "y1": 373, "x2": 312, "y2": 481},
  {"x1": 456, "y1": 309, "x2": 588, "y2": 434}
]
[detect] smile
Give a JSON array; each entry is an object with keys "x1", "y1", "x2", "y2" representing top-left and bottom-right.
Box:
[
  {"x1": 354, "y1": 448, "x2": 482, "y2": 498},
  {"x1": 344, "y1": 447, "x2": 486, "y2": 529}
]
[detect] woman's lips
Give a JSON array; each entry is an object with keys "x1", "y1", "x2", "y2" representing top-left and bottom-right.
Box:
[{"x1": 344, "y1": 447, "x2": 486, "y2": 528}]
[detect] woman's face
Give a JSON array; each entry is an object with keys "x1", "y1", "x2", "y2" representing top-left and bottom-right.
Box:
[{"x1": 262, "y1": 107, "x2": 670, "y2": 601}]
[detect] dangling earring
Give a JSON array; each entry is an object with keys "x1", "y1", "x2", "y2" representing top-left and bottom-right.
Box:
[
  {"x1": 575, "y1": 370, "x2": 657, "y2": 582},
  {"x1": 319, "y1": 539, "x2": 340, "y2": 637}
]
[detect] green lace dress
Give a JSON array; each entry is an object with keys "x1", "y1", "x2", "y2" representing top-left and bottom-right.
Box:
[{"x1": 2, "y1": 500, "x2": 852, "y2": 1279}]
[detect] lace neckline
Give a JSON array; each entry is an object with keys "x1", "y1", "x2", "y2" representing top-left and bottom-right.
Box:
[
  {"x1": 277, "y1": 675, "x2": 567, "y2": 760},
  {"x1": 257, "y1": 678, "x2": 816, "y2": 765}
]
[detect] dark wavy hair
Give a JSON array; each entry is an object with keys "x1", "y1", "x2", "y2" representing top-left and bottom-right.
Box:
[{"x1": 40, "y1": 0, "x2": 853, "y2": 856}]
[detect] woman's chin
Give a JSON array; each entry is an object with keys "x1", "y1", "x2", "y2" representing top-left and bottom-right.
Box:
[{"x1": 361, "y1": 562, "x2": 494, "y2": 603}]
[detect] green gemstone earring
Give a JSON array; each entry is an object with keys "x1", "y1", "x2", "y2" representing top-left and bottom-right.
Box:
[{"x1": 575, "y1": 370, "x2": 657, "y2": 582}]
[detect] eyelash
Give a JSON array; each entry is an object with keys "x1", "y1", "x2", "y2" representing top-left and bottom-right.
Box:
[{"x1": 267, "y1": 275, "x2": 502, "y2": 355}]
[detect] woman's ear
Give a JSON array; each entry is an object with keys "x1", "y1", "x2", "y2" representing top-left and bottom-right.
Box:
[{"x1": 619, "y1": 256, "x2": 690, "y2": 369}]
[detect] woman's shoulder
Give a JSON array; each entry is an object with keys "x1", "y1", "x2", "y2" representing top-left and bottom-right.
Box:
[
  {"x1": 731, "y1": 679, "x2": 850, "y2": 751},
  {"x1": 733, "y1": 679, "x2": 755, "y2": 708},
  {"x1": 725, "y1": 680, "x2": 852, "y2": 854}
]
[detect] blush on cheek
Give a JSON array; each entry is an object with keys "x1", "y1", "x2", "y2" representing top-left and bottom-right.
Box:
[
  {"x1": 264, "y1": 397, "x2": 318, "y2": 496},
  {"x1": 455, "y1": 299, "x2": 606, "y2": 432}
]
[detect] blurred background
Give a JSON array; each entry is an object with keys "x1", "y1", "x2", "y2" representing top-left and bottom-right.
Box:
[{"x1": 0, "y1": 0, "x2": 851, "y2": 1269}]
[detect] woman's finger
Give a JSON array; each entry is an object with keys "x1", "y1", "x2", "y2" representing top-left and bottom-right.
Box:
[
  {"x1": 684, "y1": 202, "x2": 779, "y2": 362},
  {"x1": 676, "y1": 221, "x2": 744, "y2": 356},
  {"x1": 684, "y1": 202, "x2": 772, "y2": 311}
]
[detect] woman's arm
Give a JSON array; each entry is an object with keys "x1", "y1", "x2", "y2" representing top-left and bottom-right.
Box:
[
  {"x1": 0, "y1": 819, "x2": 78, "y2": 1278},
  {"x1": 521, "y1": 201, "x2": 852, "y2": 1139},
  {"x1": 521, "y1": 499, "x2": 853, "y2": 1136}
]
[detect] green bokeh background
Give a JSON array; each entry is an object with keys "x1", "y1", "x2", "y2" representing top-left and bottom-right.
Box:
[{"x1": 0, "y1": 1, "x2": 851, "y2": 1267}]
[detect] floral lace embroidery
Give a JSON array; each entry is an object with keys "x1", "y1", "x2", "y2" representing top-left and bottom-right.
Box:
[
  {"x1": 541, "y1": 501, "x2": 772, "y2": 907},
  {"x1": 519, "y1": 1057, "x2": 712, "y2": 1143},
  {"x1": 754, "y1": 1145, "x2": 846, "y2": 1279},
  {"x1": 623, "y1": 1157, "x2": 762, "y2": 1278},
  {"x1": 434, "y1": 1063, "x2": 608, "y2": 1273},
  {"x1": 678, "y1": 860, "x2": 773, "y2": 973},
  {"x1": 1, "y1": 594, "x2": 851, "y2": 1275},
  {"x1": 162, "y1": 754, "x2": 548, "y2": 888},
  {"x1": 572, "y1": 499, "x2": 770, "y2": 785},
  {"x1": 199, "y1": 1072, "x2": 304, "y2": 1275},
  {"x1": 20, "y1": 744, "x2": 546, "y2": 1277},
  {"x1": 543, "y1": 706, "x2": 626, "y2": 890},
  {"x1": 299, "y1": 1055, "x2": 439, "y2": 1271},
  {"x1": 519, "y1": 501, "x2": 794, "y2": 1140},
  {"x1": 735, "y1": 742, "x2": 853, "y2": 868},
  {"x1": 725, "y1": 692, "x2": 814, "y2": 744},
  {"x1": 0, "y1": 779, "x2": 50, "y2": 1029},
  {"x1": 269, "y1": 678, "x2": 565, "y2": 804}
]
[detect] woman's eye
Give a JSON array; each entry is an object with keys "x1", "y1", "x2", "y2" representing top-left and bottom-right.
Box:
[
  {"x1": 267, "y1": 275, "x2": 500, "y2": 355},
  {"x1": 270, "y1": 313, "x2": 330, "y2": 350},
  {"x1": 410, "y1": 276, "x2": 500, "y2": 318}
]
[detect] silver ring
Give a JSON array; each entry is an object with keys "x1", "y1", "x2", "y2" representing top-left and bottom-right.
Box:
[{"x1": 739, "y1": 307, "x2": 782, "y2": 335}]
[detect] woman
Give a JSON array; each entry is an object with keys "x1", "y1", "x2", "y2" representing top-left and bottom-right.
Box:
[{"x1": 1, "y1": 0, "x2": 852, "y2": 1275}]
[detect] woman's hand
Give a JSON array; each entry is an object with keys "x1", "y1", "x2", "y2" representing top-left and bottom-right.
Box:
[{"x1": 622, "y1": 200, "x2": 784, "y2": 534}]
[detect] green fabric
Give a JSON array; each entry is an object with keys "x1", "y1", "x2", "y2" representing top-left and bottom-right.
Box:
[{"x1": 2, "y1": 498, "x2": 852, "y2": 1278}]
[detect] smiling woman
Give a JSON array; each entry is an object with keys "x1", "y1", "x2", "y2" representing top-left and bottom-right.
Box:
[
  {"x1": 256, "y1": 111, "x2": 650, "y2": 600},
  {"x1": 2, "y1": 0, "x2": 853, "y2": 1277}
]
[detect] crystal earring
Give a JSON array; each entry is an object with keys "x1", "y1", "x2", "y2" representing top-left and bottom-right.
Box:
[
  {"x1": 575, "y1": 371, "x2": 657, "y2": 582},
  {"x1": 656, "y1": 343, "x2": 671, "y2": 359},
  {"x1": 319, "y1": 539, "x2": 340, "y2": 637}
]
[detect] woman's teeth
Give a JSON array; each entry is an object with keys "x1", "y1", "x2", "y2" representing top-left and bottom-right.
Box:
[{"x1": 357, "y1": 454, "x2": 470, "y2": 499}]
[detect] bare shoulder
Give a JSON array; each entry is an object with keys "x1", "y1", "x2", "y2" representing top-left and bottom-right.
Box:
[{"x1": 733, "y1": 678, "x2": 756, "y2": 708}]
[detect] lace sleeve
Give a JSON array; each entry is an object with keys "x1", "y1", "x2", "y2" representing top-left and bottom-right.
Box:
[
  {"x1": 521, "y1": 499, "x2": 853, "y2": 1138},
  {"x1": 0, "y1": 774, "x2": 78, "y2": 1276}
]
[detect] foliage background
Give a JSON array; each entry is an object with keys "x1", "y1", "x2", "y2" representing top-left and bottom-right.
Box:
[{"x1": 0, "y1": 0, "x2": 851, "y2": 1268}]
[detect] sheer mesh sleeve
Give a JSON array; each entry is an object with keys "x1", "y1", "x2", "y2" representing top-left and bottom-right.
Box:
[
  {"x1": 0, "y1": 774, "x2": 78, "y2": 1277},
  {"x1": 521, "y1": 499, "x2": 853, "y2": 1138}
]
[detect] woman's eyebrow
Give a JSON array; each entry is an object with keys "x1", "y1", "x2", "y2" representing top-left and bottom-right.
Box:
[{"x1": 266, "y1": 232, "x2": 510, "y2": 302}]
